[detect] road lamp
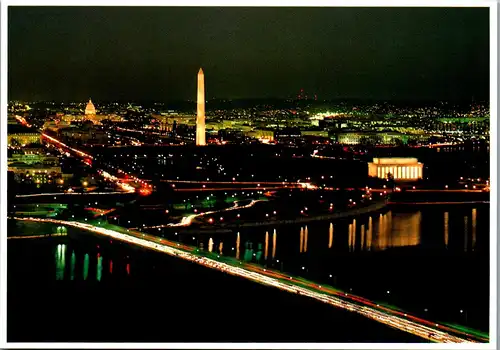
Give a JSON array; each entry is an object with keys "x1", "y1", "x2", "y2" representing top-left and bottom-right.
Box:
[
  {"x1": 276, "y1": 259, "x2": 283, "y2": 271},
  {"x1": 460, "y1": 309, "x2": 468, "y2": 325}
]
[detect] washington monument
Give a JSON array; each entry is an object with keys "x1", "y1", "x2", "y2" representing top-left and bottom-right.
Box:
[{"x1": 196, "y1": 68, "x2": 206, "y2": 146}]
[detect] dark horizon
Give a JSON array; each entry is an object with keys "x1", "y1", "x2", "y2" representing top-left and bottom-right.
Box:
[
  {"x1": 8, "y1": 7, "x2": 490, "y2": 103},
  {"x1": 9, "y1": 97, "x2": 489, "y2": 107}
]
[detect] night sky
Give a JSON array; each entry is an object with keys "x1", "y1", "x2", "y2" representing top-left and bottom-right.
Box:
[{"x1": 8, "y1": 7, "x2": 490, "y2": 103}]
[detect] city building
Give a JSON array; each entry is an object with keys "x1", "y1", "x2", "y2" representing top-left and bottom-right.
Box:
[
  {"x1": 59, "y1": 122, "x2": 107, "y2": 144},
  {"x1": 8, "y1": 153, "x2": 59, "y2": 166},
  {"x1": 85, "y1": 98, "x2": 96, "y2": 115},
  {"x1": 275, "y1": 127, "x2": 302, "y2": 139},
  {"x1": 8, "y1": 124, "x2": 41, "y2": 147},
  {"x1": 334, "y1": 131, "x2": 409, "y2": 145},
  {"x1": 368, "y1": 157, "x2": 423, "y2": 180},
  {"x1": 53, "y1": 99, "x2": 125, "y2": 125},
  {"x1": 84, "y1": 98, "x2": 98, "y2": 124},
  {"x1": 244, "y1": 129, "x2": 275, "y2": 142},
  {"x1": 196, "y1": 68, "x2": 206, "y2": 146},
  {"x1": 43, "y1": 119, "x2": 71, "y2": 132},
  {"x1": 8, "y1": 161, "x2": 63, "y2": 184}
]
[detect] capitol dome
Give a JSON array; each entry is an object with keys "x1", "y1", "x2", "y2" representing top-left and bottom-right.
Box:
[{"x1": 85, "y1": 99, "x2": 96, "y2": 115}]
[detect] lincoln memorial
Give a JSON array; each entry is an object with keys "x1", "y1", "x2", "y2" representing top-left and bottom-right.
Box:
[{"x1": 368, "y1": 158, "x2": 423, "y2": 180}]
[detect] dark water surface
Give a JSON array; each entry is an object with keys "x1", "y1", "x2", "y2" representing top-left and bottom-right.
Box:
[
  {"x1": 8, "y1": 236, "x2": 423, "y2": 343},
  {"x1": 8, "y1": 204, "x2": 489, "y2": 342},
  {"x1": 154, "y1": 205, "x2": 490, "y2": 332}
]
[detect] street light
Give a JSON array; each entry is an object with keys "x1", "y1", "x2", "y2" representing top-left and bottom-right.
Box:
[{"x1": 460, "y1": 309, "x2": 468, "y2": 324}]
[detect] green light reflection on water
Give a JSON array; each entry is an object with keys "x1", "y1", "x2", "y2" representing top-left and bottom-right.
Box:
[
  {"x1": 70, "y1": 251, "x2": 76, "y2": 280},
  {"x1": 97, "y1": 256, "x2": 103, "y2": 281},
  {"x1": 55, "y1": 244, "x2": 66, "y2": 280},
  {"x1": 83, "y1": 254, "x2": 89, "y2": 280}
]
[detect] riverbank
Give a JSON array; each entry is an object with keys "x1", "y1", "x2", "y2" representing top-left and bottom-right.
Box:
[{"x1": 176, "y1": 199, "x2": 388, "y2": 234}]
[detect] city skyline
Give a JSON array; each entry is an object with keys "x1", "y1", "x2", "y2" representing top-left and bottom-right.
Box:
[
  {"x1": 3, "y1": 3, "x2": 494, "y2": 346},
  {"x1": 8, "y1": 7, "x2": 489, "y2": 103}
]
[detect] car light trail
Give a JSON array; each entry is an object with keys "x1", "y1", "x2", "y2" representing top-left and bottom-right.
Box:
[
  {"x1": 161, "y1": 179, "x2": 295, "y2": 185},
  {"x1": 42, "y1": 133, "x2": 93, "y2": 159},
  {"x1": 174, "y1": 186, "x2": 293, "y2": 192},
  {"x1": 7, "y1": 232, "x2": 68, "y2": 239},
  {"x1": 141, "y1": 199, "x2": 265, "y2": 229},
  {"x1": 42, "y1": 133, "x2": 142, "y2": 193},
  {"x1": 98, "y1": 170, "x2": 136, "y2": 193},
  {"x1": 14, "y1": 115, "x2": 32, "y2": 128},
  {"x1": 16, "y1": 192, "x2": 130, "y2": 198},
  {"x1": 11, "y1": 216, "x2": 487, "y2": 344}
]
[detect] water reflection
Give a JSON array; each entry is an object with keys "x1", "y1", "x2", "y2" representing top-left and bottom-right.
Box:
[
  {"x1": 464, "y1": 216, "x2": 469, "y2": 252},
  {"x1": 378, "y1": 214, "x2": 384, "y2": 250},
  {"x1": 444, "y1": 212, "x2": 449, "y2": 247},
  {"x1": 264, "y1": 231, "x2": 269, "y2": 260},
  {"x1": 70, "y1": 251, "x2": 76, "y2": 280},
  {"x1": 81, "y1": 207, "x2": 484, "y2": 279},
  {"x1": 352, "y1": 219, "x2": 357, "y2": 250},
  {"x1": 367, "y1": 217, "x2": 373, "y2": 251},
  {"x1": 304, "y1": 226, "x2": 309, "y2": 253},
  {"x1": 343, "y1": 211, "x2": 423, "y2": 252},
  {"x1": 208, "y1": 237, "x2": 214, "y2": 253},
  {"x1": 236, "y1": 232, "x2": 240, "y2": 259},
  {"x1": 97, "y1": 254, "x2": 103, "y2": 282},
  {"x1": 272, "y1": 229, "x2": 276, "y2": 258},
  {"x1": 328, "y1": 223, "x2": 333, "y2": 248},
  {"x1": 472, "y1": 208, "x2": 477, "y2": 251},
  {"x1": 256, "y1": 243, "x2": 263, "y2": 262},
  {"x1": 55, "y1": 244, "x2": 66, "y2": 280},
  {"x1": 384, "y1": 211, "x2": 421, "y2": 249},
  {"x1": 83, "y1": 254, "x2": 89, "y2": 280},
  {"x1": 360, "y1": 224, "x2": 365, "y2": 251},
  {"x1": 47, "y1": 241, "x2": 131, "y2": 282},
  {"x1": 348, "y1": 223, "x2": 353, "y2": 252},
  {"x1": 299, "y1": 227, "x2": 304, "y2": 253}
]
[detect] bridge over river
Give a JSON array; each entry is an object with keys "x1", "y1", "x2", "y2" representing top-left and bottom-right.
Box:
[{"x1": 10, "y1": 216, "x2": 489, "y2": 344}]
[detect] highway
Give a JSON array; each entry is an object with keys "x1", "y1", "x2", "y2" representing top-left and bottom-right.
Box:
[
  {"x1": 174, "y1": 186, "x2": 290, "y2": 192},
  {"x1": 11, "y1": 216, "x2": 488, "y2": 343},
  {"x1": 161, "y1": 179, "x2": 296, "y2": 185},
  {"x1": 16, "y1": 191, "x2": 130, "y2": 198},
  {"x1": 42, "y1": 133, "x2": 94, "y2": 160},
  {"x1": 42, "y1": 133, "x2": 141, "y2": 194}
]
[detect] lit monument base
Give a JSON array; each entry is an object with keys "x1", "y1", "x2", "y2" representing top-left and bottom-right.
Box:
[{"x1": 368, "y1": 158, "x2": 423, "y2": 180}]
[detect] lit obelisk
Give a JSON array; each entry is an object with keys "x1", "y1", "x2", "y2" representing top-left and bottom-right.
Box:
[{"x1": 196, "y1": 68, "x2": 206, "y2": 146}]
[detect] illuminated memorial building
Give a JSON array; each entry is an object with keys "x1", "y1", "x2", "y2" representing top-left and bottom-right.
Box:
[{"x1": 368, "y1": 158, "x2": 423, "y2": 180}]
